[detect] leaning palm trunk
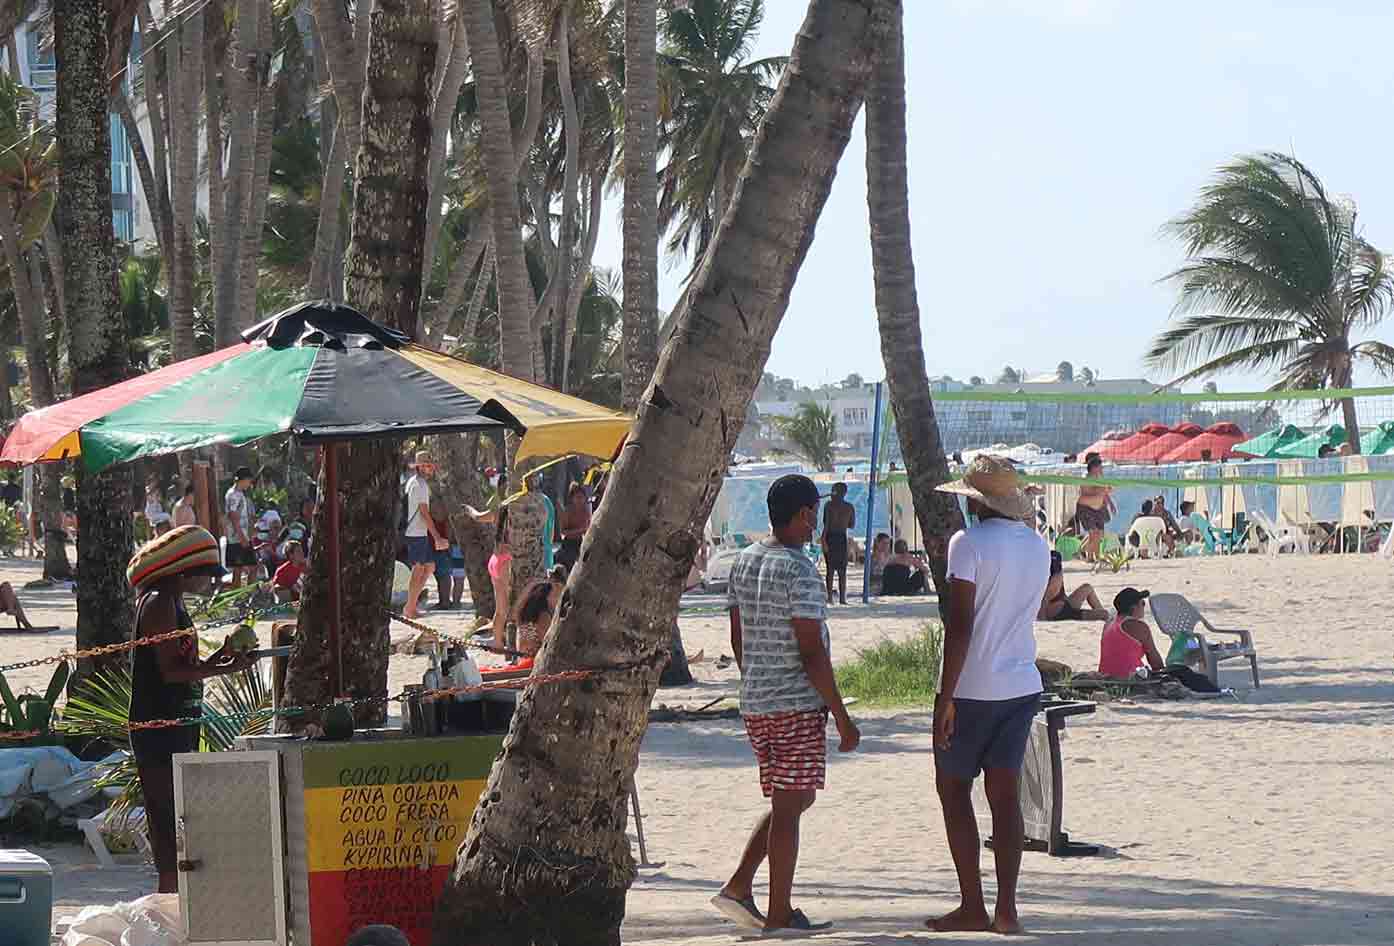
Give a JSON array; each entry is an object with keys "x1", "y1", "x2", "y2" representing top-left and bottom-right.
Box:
[
  {"x1": 459, "y1": 0, "x2": 535, "y2": 380},
  {"x1": 167, "y1": 4, "x2": 203, "y2": 362},
  {"x1": 283, "y1": 0, "x2": 436, "y2": 722},
  {"x1": 235, "y1": 7, "x2": 279, "y2": 324},
  {"x1": 620, "y1": 0, "x2": 659, "y2": 411},
  {"x1": 55, "y1": 0, "x2": 135, "y2": 675},
  {"x1": 420, "y1": 2, "x2": 469, "y2": 288},
  {"x1": 213, "y1": 0, "x2": 260, "y2": 348},
  {"x1": 432, "y1": 2, "x2": 883, "y2": 942},
  {"x1": 865, "y1": 0, "x2": 960, "y2": 592}
]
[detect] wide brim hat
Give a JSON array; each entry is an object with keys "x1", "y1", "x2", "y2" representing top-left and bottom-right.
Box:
[
  {"x1": 935, "y1": 454, "x2": 1035, "y2": 520},
  {"x1": 127, "y1": 525, "x2": 227, "y2": 590}
]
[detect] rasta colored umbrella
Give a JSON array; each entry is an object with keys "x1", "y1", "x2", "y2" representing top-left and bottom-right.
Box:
[{"x1": 1, "y1": 302, "x2": 631, "y2": 695}]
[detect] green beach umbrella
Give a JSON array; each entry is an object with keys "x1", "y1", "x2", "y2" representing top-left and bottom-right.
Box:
[
  {"x1": 1232, "y1": 424, "x2": 1305, "y2": 458},
  {"x1": 1359, "y1": 421, "x2": 1394, "y2": 455},
  {"x1": 1273, "y1": 424, "x2": 1346, "y2": 459}
]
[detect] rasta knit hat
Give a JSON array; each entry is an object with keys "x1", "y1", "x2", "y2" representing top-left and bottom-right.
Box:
[{"x1": 127, "y1": 525, "x2": 226, "y2": 590}]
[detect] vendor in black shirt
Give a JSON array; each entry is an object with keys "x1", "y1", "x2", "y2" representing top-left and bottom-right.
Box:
[{"x1": 127, "y1": 526, "x2": 252, "y2": 893}]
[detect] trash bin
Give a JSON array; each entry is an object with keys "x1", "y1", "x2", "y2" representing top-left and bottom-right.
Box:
[{"x1": 0, "y1": 849, "x2": 52, "y2": 946}]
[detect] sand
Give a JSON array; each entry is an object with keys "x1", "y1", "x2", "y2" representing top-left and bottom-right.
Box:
[{"x1": 2, "y1": 551, "x2": 1390, "y2": 944}]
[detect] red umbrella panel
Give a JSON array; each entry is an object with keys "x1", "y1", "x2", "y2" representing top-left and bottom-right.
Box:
[
  {"x1": 1105, "y1": 422, "x2": 1171, "y2": 462},
  {"x1": 1080, "y1": 429, "x2": 1130, "y2": 459},
  {"x1": 1123, "y1": 422, "x2": 1203, "y2": 464},
  {"x1": 1159, "y1": 423, "x2": 1246, "y2": 463}
]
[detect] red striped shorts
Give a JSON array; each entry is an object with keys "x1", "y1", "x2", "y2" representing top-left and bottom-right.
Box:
[{"x1": 743, "y1": 709, "x2": 829, "y2": 797}]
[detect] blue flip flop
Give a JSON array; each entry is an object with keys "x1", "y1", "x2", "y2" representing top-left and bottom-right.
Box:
[{"x1": 711, "y1": 893, "x2": 765, "y2": 930}]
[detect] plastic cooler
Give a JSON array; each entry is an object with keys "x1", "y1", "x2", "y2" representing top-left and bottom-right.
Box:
[{"x1": 0, "y1": 849, "x2": 53, "y2": 946}]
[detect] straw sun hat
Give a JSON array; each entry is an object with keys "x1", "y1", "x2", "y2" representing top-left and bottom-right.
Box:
[
  {"x1": 935, "y1": 455, "x2": 1035, "y2": 520},
  {"x1": 127, "y1": 525, "x2": 226, "y2": 591}
]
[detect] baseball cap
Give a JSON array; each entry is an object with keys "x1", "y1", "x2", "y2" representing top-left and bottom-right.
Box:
[
  {"x1": 767, "y1": 474, "x2": 824, "y2": 526},
  {"x1": 1113, "y1": 587, "x2": 1150, "y2": 614}
]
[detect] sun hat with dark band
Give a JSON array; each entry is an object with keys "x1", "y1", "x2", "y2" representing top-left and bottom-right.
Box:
[
  {"x1": 935, "y1": 454, "x2": 1035, "y2": 520},
  {"x1": 127, "y1": 525, "x2": 226, "y2": 590}
]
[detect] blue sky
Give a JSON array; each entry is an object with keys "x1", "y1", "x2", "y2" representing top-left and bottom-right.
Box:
[{"x1": 591, "y1": 0, "x2": 1394, "y2": 391}]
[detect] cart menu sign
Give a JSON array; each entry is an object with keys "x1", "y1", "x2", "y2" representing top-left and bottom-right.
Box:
[{"x1": 301, "y1": 735, "x2": 503, "y2": 946}]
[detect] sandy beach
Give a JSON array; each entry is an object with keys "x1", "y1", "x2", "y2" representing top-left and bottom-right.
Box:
[{"x1": 2, "y1": 552, "x2": 1391, "y2": 944}]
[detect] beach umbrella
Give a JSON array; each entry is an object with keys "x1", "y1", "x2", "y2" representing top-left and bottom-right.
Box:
[
  {"x1": 1158, "y1": 422, "x2": 1246, "y2": 462},
  {"x1": 1080, "y1": 429, "x2": 1129, "y2": 459},
  {"x1": 1, "y1": 302, "x2": 632, "y2": 698},
  {"x1": 1272, "y1": 424, "x2": 1345, "y2": 459},
  {"x1": 1359, "y1": 421, "x2": 1394, "y2": 455},
  {"x1": 1106, "y1": 422, "x2": 1171, "y2": 462},
  {"x1": 1, "y1": 301, "x2": 631, "y2": 472},
  {"x1": 1232, "y1": 424, "x2": 1306, "y2": 459},
  {"x1": 1123, "y1": 422, "x2": 1203, "y2": 464}
]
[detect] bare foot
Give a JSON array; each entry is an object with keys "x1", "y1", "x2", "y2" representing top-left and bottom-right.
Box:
[
  {"x1": 927, "y1": 907, "x2": 992, "y2": 932},
  {"x1": 990, "y1": 914, "x2": 1023, "y2": 935}
]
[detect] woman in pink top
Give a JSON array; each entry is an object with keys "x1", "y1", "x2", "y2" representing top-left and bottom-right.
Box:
[{"x1": 1099, "y1": 587, "x2": 1165, "y2": 678}]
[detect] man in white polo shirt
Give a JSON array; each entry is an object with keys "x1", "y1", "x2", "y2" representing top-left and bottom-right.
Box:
[{"x1": 930, "y1": 456, "x2": 1049, "y2": 935}]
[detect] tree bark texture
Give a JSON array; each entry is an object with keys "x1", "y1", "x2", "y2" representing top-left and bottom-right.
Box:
[
  {"x1": 431, "y1": 433, "x2": 494, "y2": 620},
  {"x1": 459, "y1": 0, "x2": 535, "y2": 380},
  {"x1": 168, "y1": 4, "x2": 203, "y2": 362},
  {"x1": 137, "y1": 3, "x2": 173, "y2": 263},
  {"x1": 234, "y1": 6, "x2": 278, "y2": 325},
  {"x1": 621, "y1": 0, "x2": 659, "y2": 412},
  {"x1": 55, "y1": 0, "x2": 135, "y2": 671},
  {"x1": 432, "y1": 3, "x2": 882, "y2": 942},
  {"x1": 421, "y1": 1, "x2": 469, "y2": 291},
  {"x1": 213, "y1": 0, "x2": 259, "y2": 347},
  {"x1": 283, "y1": 0, "x2": 437, "y2": 723},
  {"x1": 865, "y1": 0, "x2": 960, "y2": 593},
  {"x1": 429, "y1": 224, "x2": 487, "y2": 344},
  {"x1": 204, "y1": 0, "x2": 227, "y2": 328}
]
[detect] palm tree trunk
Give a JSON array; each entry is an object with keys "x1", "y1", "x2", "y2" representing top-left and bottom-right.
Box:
[
  {"x1": 865, "y1": 0, "x2": 960, "y2": 593},
  {"x1": 283, "y1": 0, "x2": 436, "y2": 722},
  {"x1": 0, "y1": 201, "x2": 70, "y2": 580},
  {"x1": 431, "y1": 433, "x2": 494, "y2": 619},
  {"x1": 205, "y1": 1, "x2": 227, "y2": 323},
  {"x1": 1338, "y1": 356, "x2": 1361, "y2": 452},
  {"x1": 137, "y1": 3, "x2": 172, "y2": 258},
  {"x1": 214, "y1": 0, "x2": 260, "y2": 348},
  {"x1": 459, "y1": 0, "x2": 535, "y2": 380},
  {"x1": 312, "y1": 0, "x2": 368, "y2": 161},
  {"x1": 114, "y1": 91, "x2": 169, "y2": 267},
  {"x1": 421, "y1": 2, "x2": 469, "y2": 290},
  {"x1": 55, "y1": 0, "x2": 135, "y2": 675},
  {"x1": 41, "y1": 222, "x2": 66, "y2": 335},
  {"x1": 433, "y1": 2, "x2": 882, "y2": 940},
  {"x1": 167, "y1": 3, "x2": 203, "y2": 362},
  {"x1": 306, "y1": 112, "x2": 348, "y2": 301},
  {"x1": 560, "y1": 169, "x2": 607, "y2": 393},
  {"x1": 427, "y1": 224, "x2": 487, "y2": 346},
  {"x1": 548, "y1": 8, "x2": 582, "y2": 389},
  {"x1": 235, "y1": 9, "x2": 278, "y2": 324},
  {"x1": 461, "y1": 239, "x2": 494, "y2": 343},
  {"x1": 621, "y1": 0, "x2": 659, "y2": 411}
]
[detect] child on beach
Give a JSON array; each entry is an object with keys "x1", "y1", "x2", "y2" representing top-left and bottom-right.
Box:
[{"x1": 713, "y1": 475, "x2": 859, "y2": 933}]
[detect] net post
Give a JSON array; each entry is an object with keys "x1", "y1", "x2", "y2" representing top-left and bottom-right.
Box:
[{"x1": 862, "y1": 381, "x2": 884, "y2": 604}]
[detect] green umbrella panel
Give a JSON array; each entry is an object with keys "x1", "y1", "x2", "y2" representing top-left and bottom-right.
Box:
[
  {"x1": 1359, "y1": 421, "x2": 1394, "y2": 455},
  {"x1": 1232, "y1": 424, "x2": 1305, "y2": 458},
  {"x1": 1273, "y1": 425, "x2": 1346, "y2": 459}
]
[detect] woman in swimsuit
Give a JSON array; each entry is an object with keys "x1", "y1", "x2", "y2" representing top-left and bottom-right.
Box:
[
  {"x1": 1038, "y1": 551, "x2": 1108, "y2": 621},
  {"x1": 486, "y1": 509, "x2": 512, "y2": 648},
  {"x1": 1074, "y1": 456, "x2": 1115, "y2": 561}
]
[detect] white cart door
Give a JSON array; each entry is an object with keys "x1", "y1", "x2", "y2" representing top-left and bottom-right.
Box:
[{"x1": 174, "y1": 751, "x2": 287, "y2": 946}]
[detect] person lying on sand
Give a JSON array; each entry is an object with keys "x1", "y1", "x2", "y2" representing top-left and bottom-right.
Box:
[{"x1": 1038, "y1": 552, "x2": 1108, "y2": 621}]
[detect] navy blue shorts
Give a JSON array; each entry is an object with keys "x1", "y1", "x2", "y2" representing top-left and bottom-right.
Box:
[
  {"x1": 433, "y1": 548, "x2": 453, "y2": 576},
  {"x1": 405, "y1": 536, "x2": 434, "y2": 566},
  {"x1": 934, "y1": 692, "x2": 1041, "y2": 780}
]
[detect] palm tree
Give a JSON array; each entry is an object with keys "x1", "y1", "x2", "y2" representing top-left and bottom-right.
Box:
[
  {"x1": 657, "y1": 0, "x2": 785, "y2": 266},
  {"x1": 995, "y1": 365, "x2": 1019, "y2": 384},
  {"x1": 1147, "y1": 152, "x2": 1394, "y2": 451},
  {"x1": 282, "y1": 0, "x2": 437, "y2": 723},
  {"x1": 55, "y1": 0, "x2": 138, "y2": 674},
  {"x1": 773, "y1": 401, "x2": 837, "y2": 471},
  {"x1": 433, "y1": 1, "x2": 884, "y2": 938},
  {"x1": 865, "y1": 0, "x2": 960, "y2": 593},
  {"x1": 621, "y1": 0, "x2": 659, "y2": 410}
]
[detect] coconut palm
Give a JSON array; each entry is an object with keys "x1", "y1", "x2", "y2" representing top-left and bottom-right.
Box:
[
  {"x1": 773, "y1": 401, "x2": 837, "y2": 471},
  {"x1": 434, "y1": 2, "x2": 883, "y2": 937},
  {"x1": 865, "y1": 0, "x2": 961, "y2": 592},
  {"x1": 657, "y1": 0, "x2": 785, "y2": 265},
  {"x1": 1147, "y1": 152, "x2": 1394, "y2": 451},
  {"x1": 621, "y1": 0, "x2": 659, "y2": 410}
]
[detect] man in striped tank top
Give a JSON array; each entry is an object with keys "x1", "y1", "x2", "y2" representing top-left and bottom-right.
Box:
[{"x1": 711, "y1": 475, "x2": 860, "y2": 934}]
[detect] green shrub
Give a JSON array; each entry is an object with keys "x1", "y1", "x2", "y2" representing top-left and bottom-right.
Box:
[
  {"x1": 0, "y1": 502, "x2": 25, "y2": 555},
  {"x1": 835, "y1": 623, "x2": 943, "y2": 707}
]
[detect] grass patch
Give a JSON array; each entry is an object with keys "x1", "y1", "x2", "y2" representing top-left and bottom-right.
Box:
[{"x1": 835, "y1": 624, "x2": 943, "y2": 708}]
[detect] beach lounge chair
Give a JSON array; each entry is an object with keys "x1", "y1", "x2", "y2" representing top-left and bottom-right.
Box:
[
  {"x1": 1149, "y1": 593, "x2": 1260, "y2": 688},
  {"x1": 78, "y1": 805, "x2": 152, "y2": 868},
  {"x1": 1248, "y1": 508, "x2": 1309, "y2": 556}
]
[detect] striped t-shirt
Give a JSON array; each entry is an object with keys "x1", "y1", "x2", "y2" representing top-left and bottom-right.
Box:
[{"x1": 728, "y1": 540, "x2": 830, "y2": 716}]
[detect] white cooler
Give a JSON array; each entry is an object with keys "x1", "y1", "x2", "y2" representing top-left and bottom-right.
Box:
[{"x1": 0, "y1": 849, "x2": 53, "y2": 946}]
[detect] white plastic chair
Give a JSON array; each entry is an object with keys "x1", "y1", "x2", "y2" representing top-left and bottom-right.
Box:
[
  {"x1": 1126, "y1": 516, "x2": 1167, "y2": 559},
  {"x1": 1248, "y1": 508, "x2": 1309, "y2": 556},
  {"x1": 78, "y1": 805, "x2": 152, "y2": 867},
  {"x1": 1149, "y1": 593, "x2": 1260, "y2": 688}
]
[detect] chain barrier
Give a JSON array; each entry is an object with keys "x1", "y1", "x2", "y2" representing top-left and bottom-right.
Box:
[
  {"x1": 384, "y1": 609, "x2": 528, "y2": 658},
  {"x1": 0, "y1": 604, "x2": 290, "y2": 676},
  {"x1": 0, "y1": 666, "x2": 602, "y2": 742}
]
